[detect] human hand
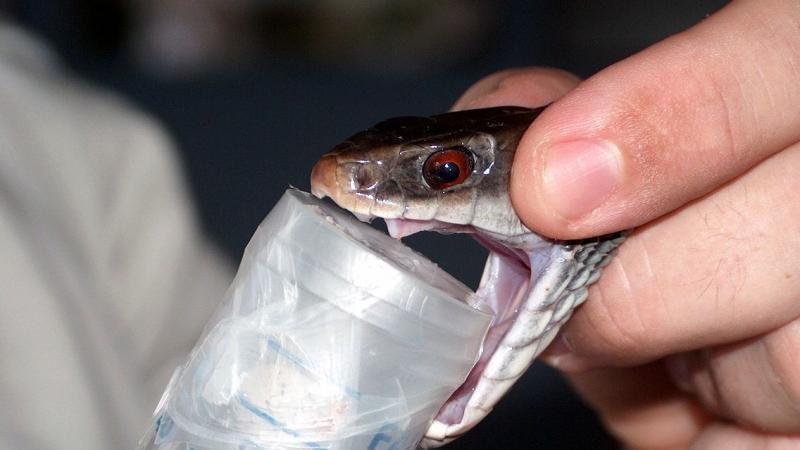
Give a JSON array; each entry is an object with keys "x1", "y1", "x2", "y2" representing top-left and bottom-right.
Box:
[{"x1": 455, "y1": 0, "x2": 800, "y2": 448}]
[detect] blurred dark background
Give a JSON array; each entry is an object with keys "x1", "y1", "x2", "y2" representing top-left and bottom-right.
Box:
[{"x1": 2, "y1": 1, "x2": 727, "y2": 448}]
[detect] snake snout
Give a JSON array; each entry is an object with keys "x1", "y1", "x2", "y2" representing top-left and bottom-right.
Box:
[
  {"x1": 310, "y1": 153, "x2": 338, "y2": 199},
  {"x1": 311, "y1": 154, "x2": 382, "y2": 217}
]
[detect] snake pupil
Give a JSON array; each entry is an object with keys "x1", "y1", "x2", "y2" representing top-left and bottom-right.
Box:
[{"x1": 435, "y1": 162, "x2": 460, "y2": 182}]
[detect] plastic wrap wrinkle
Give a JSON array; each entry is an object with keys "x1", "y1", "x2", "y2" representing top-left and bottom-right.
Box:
[{"x1": 137, "y1": 189, "x2": 492, "y2": 450}]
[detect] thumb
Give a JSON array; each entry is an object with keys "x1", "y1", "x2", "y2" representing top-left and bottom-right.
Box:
[{"x1": 488, "y1": 0, "x2": 800, "y2": 238}]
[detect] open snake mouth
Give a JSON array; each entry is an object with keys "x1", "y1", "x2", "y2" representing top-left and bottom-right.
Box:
[
  {"x1": 382, "y1": 218, "x2": 533, "y2": 430},
  {"x1": 366, "y1": 216, "x2": 623, "y2": 449},
  {"x1": 310, "y1": 177, "x2": 572, "y2": 444}
]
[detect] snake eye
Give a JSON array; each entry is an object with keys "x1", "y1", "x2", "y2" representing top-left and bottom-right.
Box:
[{"x1": 423, "y1": 147, "x2": 474, "y2": 190}]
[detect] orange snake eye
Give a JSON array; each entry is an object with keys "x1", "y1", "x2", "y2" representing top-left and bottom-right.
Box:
[{"x1": 423, "y1": 147, "x2": 474, "y2": 190}]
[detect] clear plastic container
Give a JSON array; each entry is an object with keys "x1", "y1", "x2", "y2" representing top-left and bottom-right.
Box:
[{"x1": 137, "y1": 189, "x2": 492, "y2": 450}]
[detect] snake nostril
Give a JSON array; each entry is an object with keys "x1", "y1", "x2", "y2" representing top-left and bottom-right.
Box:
[
  {"x1": 354, "y1": 164, "x2": 380, "y2": 191},
  {"x1": 355, "y1": 167, "x2": 368, "y2": 188}
]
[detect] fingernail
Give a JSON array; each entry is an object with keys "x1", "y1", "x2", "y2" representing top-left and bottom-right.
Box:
[{"x1": 542, "y1": 139, "x2": 622, "y2": 221}]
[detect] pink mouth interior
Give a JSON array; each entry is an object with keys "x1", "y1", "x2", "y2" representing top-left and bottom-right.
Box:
[{"x1": 384, "y1": 218, "x2": 531, "y2": 426}]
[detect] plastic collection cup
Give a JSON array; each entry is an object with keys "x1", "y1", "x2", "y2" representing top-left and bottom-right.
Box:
[{"x1": 137, "y1": 189, "x2": 492, "y2": 450}]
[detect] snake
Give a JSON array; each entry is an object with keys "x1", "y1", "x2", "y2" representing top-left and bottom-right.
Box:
[{"x1": 309, "y1": 106, "x2": 624, "y2": 447}]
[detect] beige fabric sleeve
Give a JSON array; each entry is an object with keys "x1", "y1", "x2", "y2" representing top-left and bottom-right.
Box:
[{"x1": 0, "y1": 22, "x2": 233, "y2": 450}]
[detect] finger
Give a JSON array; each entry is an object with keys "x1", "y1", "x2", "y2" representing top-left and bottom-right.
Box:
[
  {"x1": 451, "y1": 67, "x2": 580, "y2": 111},
  {"x1": 494, "y1": 0, "x2": 800, "y2": 239},
  {"x1": 688, "y1": 422, "x2": 800, "y2": 450},
  {"x1": 542, "y1": 141, "x2": 800, "y2": 369},
  {"x1": 566, "y1": 362, "x2": 709, "y2": 450},
  {"x1": 666, "y1": 318, "x2": 800, "y2": 433}
]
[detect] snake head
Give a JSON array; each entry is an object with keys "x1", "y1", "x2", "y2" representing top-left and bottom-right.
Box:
[{"x1": 310, "y1": 107, "x2": 541, "y2": 238}]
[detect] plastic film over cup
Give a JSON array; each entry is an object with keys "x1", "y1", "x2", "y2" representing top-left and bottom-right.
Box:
[{"x1": 137, "y1": 189, "x2": 492, "y2": 450}]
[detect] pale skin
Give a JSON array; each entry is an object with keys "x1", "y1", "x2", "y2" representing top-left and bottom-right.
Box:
[{"x1": 454, "y1": 0, "x2": 800, "y2": 449}]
